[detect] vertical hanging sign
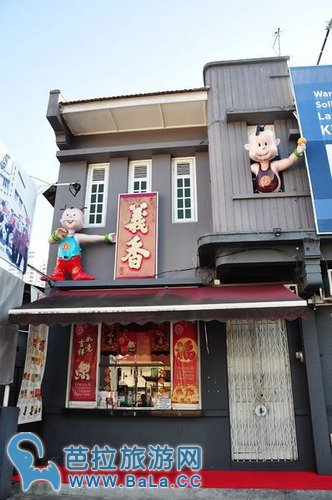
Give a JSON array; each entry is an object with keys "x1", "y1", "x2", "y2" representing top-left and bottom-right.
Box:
[
  {"x1": 114, "y1": 192, "x2": 158, "y2": 279},
  {"x1": 290, "y1": 65, "x2": 332, "y2": 234},
  {"x1": 68, "y1": 324, "x2": 99, "y2": 405},
  {"x1": 17, "y1": 324, "x2": 48, "y2": 424},
  {"x1": 172, "y1": 321, "x2": 200, "y2": 409}
]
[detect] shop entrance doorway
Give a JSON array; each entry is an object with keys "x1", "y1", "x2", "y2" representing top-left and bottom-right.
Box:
[{"x1": 226, "y1": 319, "x2": 298, "y2": 461}]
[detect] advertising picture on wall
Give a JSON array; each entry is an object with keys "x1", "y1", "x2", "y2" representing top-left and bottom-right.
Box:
[{"x1": 0, "y1": 140, "x2": 37, "y2": 273}]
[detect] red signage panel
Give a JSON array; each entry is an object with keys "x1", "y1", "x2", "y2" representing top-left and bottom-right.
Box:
[
  {"x1": 69, "y1": 324, "x2": 99, "y2": 403},
  {"x1": 115, "y1": 192, "x2": 158, "y2": 279},
  {"x1": 172, "y1": 321, "x2": 200, "y2": 407}
]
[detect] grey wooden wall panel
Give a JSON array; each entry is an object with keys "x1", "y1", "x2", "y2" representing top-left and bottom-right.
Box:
[
  {"x1": 205, "y1": 58, "x2": 316, "y2": 234},
  {"x1": 48, "y1": 152, "x2": 212, "y2": 279},
  {"x1": 207, "y1": 60, "x2": 294, "y2": 112},
  {"x1": 275, "y1": 119, "x2": 310, "y2": 192}
]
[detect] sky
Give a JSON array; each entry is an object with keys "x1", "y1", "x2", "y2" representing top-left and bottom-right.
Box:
[{"x1": 0, "y1": 0, "x2": 331, "y2": 262}]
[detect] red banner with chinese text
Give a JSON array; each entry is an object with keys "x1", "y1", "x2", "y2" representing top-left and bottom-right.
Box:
[
  {"x1": 69, "y1": 324, "x2": 99, "y2": 403},
  {"x1": 114, "y1": 192, "x2": 158, "y2": 279},
  {"x1": 172, "y1": 321, "x2": 200, "y2": 407}
]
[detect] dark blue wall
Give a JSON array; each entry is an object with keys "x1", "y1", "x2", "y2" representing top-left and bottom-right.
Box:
[{"x1": 38, "y1": 320, "x2": 315, "y2": 471}]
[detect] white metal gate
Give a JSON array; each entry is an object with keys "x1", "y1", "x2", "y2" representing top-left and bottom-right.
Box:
[{"x1": 226, "y1": 319, "x2": 298, "y2": 461}]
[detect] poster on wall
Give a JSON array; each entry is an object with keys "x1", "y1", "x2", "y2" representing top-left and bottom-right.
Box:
[
  {"x1": 290, "y1": 65, "x2": 332, "y2": 234},
  {"x1": 172, "y1": 321, "x2": 200, "y2": 409},
  {"x1": 0, "y1": 140, "x2": 37, "y2": 272},
  {"x1": 68, "y1": 324, "x2": 99, "y2": 406},
  {"x1": 17, "y1": 324, "x2": 48, "y2": 424},
  {"x1": 114, "y1": 192, "x2": 158, "y2": 279}
]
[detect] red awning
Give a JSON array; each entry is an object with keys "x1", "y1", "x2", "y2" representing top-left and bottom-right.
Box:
[{"x1": 8, "y1": 284, "x2": 307, "y2": 326}]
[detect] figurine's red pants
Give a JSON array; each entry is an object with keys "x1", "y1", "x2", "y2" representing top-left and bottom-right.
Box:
[{"x1": 49, "y1": 255, "x2": 95, "y2": 281}]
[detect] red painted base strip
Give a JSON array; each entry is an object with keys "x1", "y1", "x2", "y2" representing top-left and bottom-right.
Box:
[{"x1": 12, "y1": 469, "x2": 332, "y2": 490}]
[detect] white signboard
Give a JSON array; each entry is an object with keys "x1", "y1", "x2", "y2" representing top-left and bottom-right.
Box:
[
  {"x1": 0, "y1": 141, "x2": 37, "y2": 272},
  {"x1": 156, "y1": 396, "x2": 172, "y2": 410},
  {"x1": 17, "y1": 325, "x2": 49, "y2": 424}
]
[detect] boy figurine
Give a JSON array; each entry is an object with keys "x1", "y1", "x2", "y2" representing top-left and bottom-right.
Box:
[
  {"x1": 46, "y1": 207, "x2": 116, "y2": 281},
  {"x1": 244, "y1": 125, "x2": 306, "y2": 193}
]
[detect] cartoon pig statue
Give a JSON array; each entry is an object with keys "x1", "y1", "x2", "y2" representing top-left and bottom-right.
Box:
[
  {"x1": 45, "y1": 207, "x2": 116, "y2": 281},
  {"x1": 244, "y1": 125, "x2": 307, "y2": 193}
]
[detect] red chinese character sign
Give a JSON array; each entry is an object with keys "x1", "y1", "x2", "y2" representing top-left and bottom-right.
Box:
[
  {"x1": 172, "y1": 321, "x2": 200, "y2": 409},
  {"x1": 68, "y1": 324, "x2": 99, "y2": 405},
  {"x1": 115, "y1": 193, "x2": 158, "y2": 279}
]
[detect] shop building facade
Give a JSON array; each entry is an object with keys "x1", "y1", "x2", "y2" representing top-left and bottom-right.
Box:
[{"x1": 9, "y1": 57, "x2": 332, "y2": 475}]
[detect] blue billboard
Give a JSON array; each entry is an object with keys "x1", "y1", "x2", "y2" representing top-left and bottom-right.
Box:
[{"x1": 290, "y1": 65, "x2": 332, "y2": 234}]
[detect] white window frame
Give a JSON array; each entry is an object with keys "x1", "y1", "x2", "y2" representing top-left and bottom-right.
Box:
[
  {"x1": 84, "y1": 163, "x2": 109, "y2": 227},
  {"x1": 172, "y1": 157, "x2": 197, "y2": 223},
  {"x1": 128, "y1": 159, "x2": 152, "y2": 193}
]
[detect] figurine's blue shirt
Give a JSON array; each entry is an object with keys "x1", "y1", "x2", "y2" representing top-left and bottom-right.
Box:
[{"x1": 58, "y1": 235, "x2": 81, "y2": 260}]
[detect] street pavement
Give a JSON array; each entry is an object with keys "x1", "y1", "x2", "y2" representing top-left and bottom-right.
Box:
[{"x1": 6, "y1": 483, "x2": 332, "y2": 500}]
